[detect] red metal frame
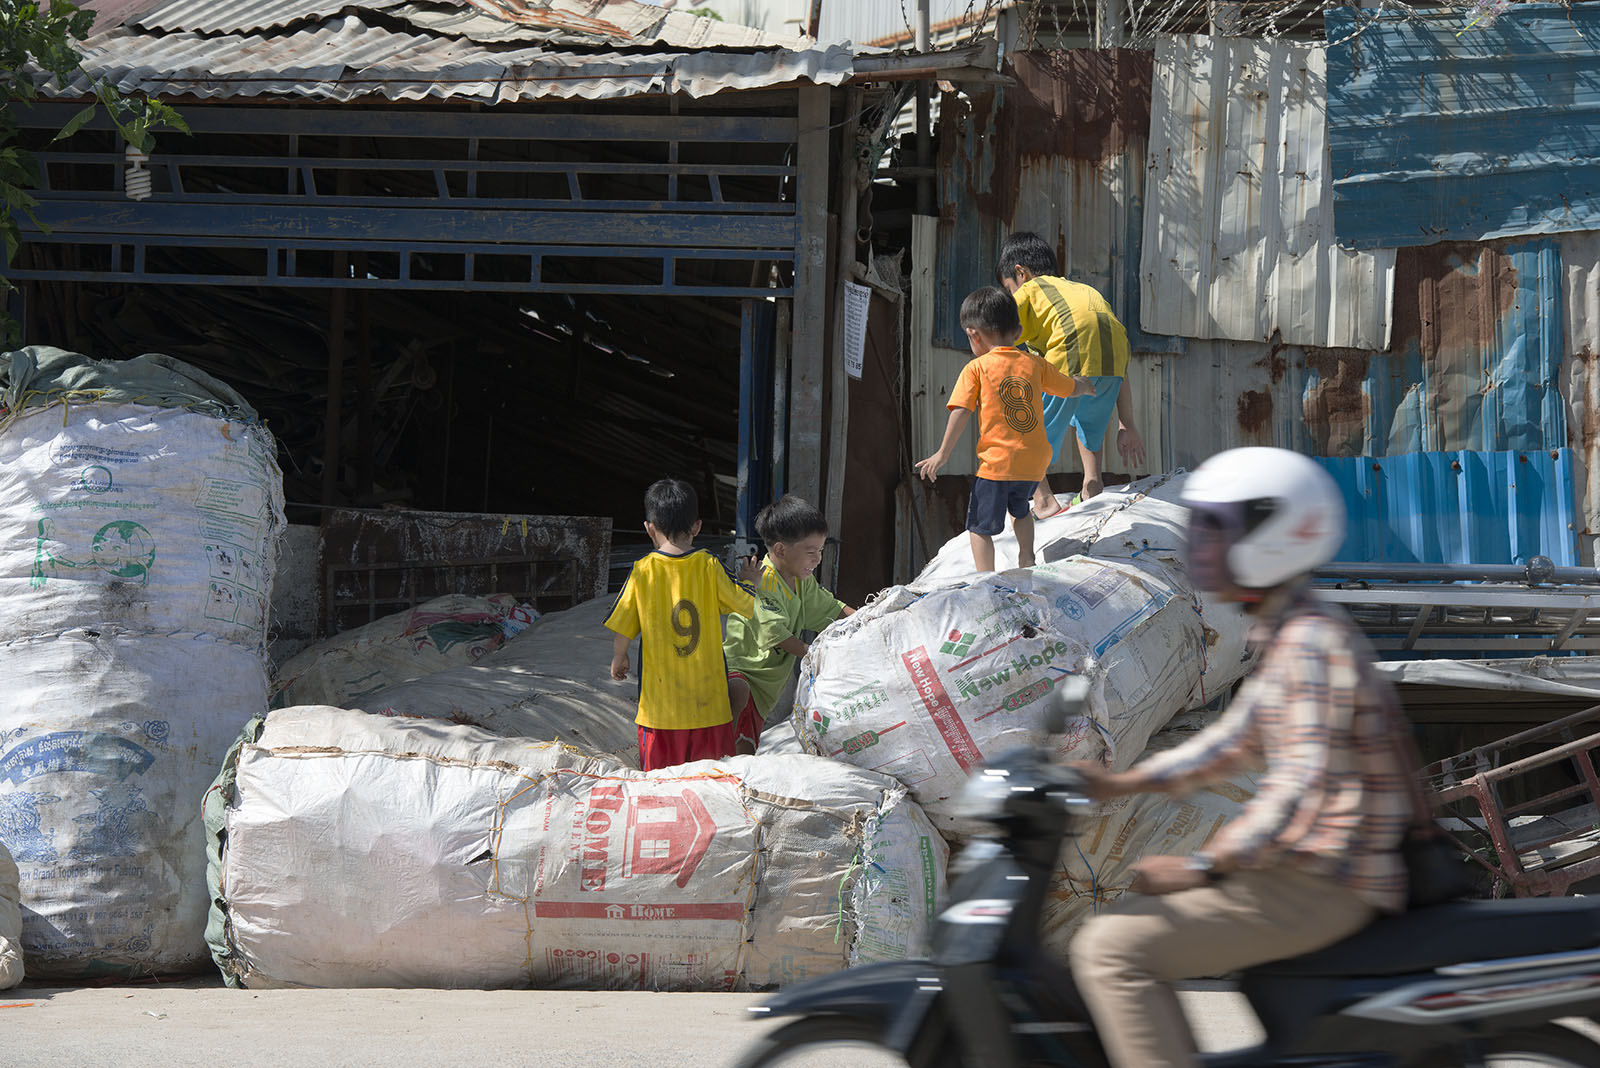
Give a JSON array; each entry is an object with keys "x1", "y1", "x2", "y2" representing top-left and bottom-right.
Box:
[{"x1": 1423, "y1": 704, "x2": 1600, "y2": 898}]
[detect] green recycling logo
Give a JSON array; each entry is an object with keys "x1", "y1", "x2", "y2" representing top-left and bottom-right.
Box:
[{"x1": 31, "y1": 518, "x2": 157, "y2": 589}]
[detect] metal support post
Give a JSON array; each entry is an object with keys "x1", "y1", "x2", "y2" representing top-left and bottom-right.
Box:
[
  {"x1": 914, "y1": 0, "x2": 933, "y2": 217},
  {"x1": 790, "y1": 86, "x2": 831, "y2": 508},
  {"x1": 824, "y1": 86, "x2": 864, "y2": 589}
]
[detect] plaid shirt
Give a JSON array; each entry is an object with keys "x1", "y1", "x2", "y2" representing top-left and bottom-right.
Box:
[{"x1": 1132, "y1": 585, "x2": 1412, "y2": 912}]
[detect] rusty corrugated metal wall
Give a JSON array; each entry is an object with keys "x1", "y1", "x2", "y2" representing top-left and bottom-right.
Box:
[
  {"x1": 917, "y1": 41, "x2": 1600, "y2": 563},
  {"x1": 933, "y1": 50, "x2": 1155, "y2": 350}
]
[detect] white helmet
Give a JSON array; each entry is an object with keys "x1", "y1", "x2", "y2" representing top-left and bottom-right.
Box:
[{"x1": 1179, "y1": 447, "x2": 1346, "y2": 592}]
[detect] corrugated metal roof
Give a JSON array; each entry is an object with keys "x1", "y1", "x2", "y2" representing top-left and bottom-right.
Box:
[
  {"x1": 122, "y1": 0, "x2": 806, "y2": 46},
  {"x1": 1325, "y1": 3, "x2": 1600, "y2": 249},
  {"x1": 1315, "y1": 450, "x2": 1580, "y2": 566},
  {"x1": 1139, "y1": 34, "x2": 1395, "y2": 350},
  {"x1": 79, "y1": 0, "x2": 172, "y2": 30},
  {"x1": 129, "y1": 0, "x2": 406, "y2": 33},
  {"x1": 64, "y1": 7, "x2": 851, "y2": 102},
  {"x1": 390, "y1": 0, "x2": 804, "y2": 47}
]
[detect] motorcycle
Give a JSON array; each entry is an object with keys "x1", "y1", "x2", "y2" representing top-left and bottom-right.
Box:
[{"x1": 737, "y1": 677, "x2": 1600, "y2": 1068}]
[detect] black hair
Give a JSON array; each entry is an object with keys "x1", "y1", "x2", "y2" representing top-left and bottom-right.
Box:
[
  {"x1": 755, "y1": 494, "x2": 828, "y2": 546},
  {"x1": 643, "y1": 478, "x2": 698, "y2": 540},
  {"x1": 959, "y1": 286, "x2": 1022, "y2": 337},
  {"x1": 995, "y1": 231, "x2": 1059, "y2": 284}
]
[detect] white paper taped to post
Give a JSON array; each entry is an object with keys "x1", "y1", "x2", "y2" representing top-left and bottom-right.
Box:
[
  {"x1": 843, "y1": 281, "x2": 870, "y2": 380},
  {"x1": 204, "y1": 706, "x2": 947, "y2": 990},
  {"x1": 783, "y1": 473, "x2": 1256, "y2": 833}
]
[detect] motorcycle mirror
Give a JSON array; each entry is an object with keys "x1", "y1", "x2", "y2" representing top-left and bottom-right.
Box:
[{"x1": 1044, "y1": 675, "x2": 1091, "y2": 735}]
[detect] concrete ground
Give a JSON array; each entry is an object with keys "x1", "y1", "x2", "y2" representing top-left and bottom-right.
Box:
[{"x1": 0, "y1": 977, "x2": 1260, "y2": 1068}]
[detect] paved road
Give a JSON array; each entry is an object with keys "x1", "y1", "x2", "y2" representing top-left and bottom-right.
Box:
[{"x1": 0, "y1": 978, "x2": 1260, "y2": 1068}]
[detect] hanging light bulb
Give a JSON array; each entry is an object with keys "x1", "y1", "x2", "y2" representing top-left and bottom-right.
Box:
[{"x1": 124, "y1": 143, "x2": 152, "y2": 201}]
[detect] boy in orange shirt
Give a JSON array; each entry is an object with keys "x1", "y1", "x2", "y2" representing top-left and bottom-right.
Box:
[{"x1": 915, "y1": 286, "x2": 1094, "y2": 572}]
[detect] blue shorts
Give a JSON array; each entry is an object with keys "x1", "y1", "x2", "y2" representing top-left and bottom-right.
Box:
[
  {"x1": 1043, "y1": 376, "x2": 1123, "y2": 458},
  {"x1": 967, "y1": 477, "x2": 1037, "y2": 537}
]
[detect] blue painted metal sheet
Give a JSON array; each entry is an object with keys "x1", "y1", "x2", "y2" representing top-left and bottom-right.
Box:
[
  {"x1": 1315, "y1": 449, "x2": 1580, "y2": 566},
  {"x1": 1325, "y1": 4, "x2": 1600, "y2": 249},
  {"x1": 1386, "y1": 239, "x2": 1565, "y2": 454}
]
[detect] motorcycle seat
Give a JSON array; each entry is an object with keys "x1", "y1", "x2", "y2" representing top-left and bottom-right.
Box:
[{"x1": 1248, "y1": 896, "x2": 1600, "y2": 978}]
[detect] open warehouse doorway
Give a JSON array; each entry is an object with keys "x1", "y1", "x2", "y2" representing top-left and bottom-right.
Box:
[{"x1": 10, "y1": 93, "x2": 808, "y2": 622}]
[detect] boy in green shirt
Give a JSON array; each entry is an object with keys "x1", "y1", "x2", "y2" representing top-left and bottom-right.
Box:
[{"x1": 724, "y1": 495, "x2": 855, "y2": 754}]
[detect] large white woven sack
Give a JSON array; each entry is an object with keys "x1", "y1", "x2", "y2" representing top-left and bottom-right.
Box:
[
  {"x1": 0, "y1": 403, "x2": 281, "y2": 648},
  {"x1": 0, "y1": 839, "x2": 20, "y2": 989},
  {"x1": 272, "y1": 593, "x2": 531, "y2": 708},
  {"x1": 1039, "y1": 709, "x2": 1257, "y2": 952},
  {"x1": 356, "y1": 595, "x2": 641, "y2": 764},
  {"x1": 0, "y1": 629, "x2": 270, "y2": 975},
  {"x1": 793, "y1": 555, "x2": 1207, "y2": 831},
  {"x1": 0, "y1": 391, "x2": 283, "y2": 976},
  {"x1": 917, "y1": 471, "x2": 1254, "y2": 703},
  {"x1": 206, "y1": 706, "x2": 945, "y2": 990}
]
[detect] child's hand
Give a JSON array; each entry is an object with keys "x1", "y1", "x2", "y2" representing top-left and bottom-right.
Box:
[
  {"x1": 1117, "y1": 424, "x2": 1147, "y2": 469},
  {"x1": 737, "y1": 554, "x2": 761, "y2": 586},
  {"x1": 914, "y1": 453, "x2": 946, "y2": 483},
  {"x1": 610, "y1": 651, "x2": 629, "y2": 680},
  {"x1": 1072, "y1": 376, "x2": 1097, "y2": 397}
]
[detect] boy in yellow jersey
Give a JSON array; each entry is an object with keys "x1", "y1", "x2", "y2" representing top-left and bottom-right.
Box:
[
  {"x1": 724, "y1": 495, "x2": 856, "y2": 754},
  {"x1": 605, "y1": 479, "x2": 759, "y2": 771},
  {"x1": 996, "y1": 231, "x2": 1147, "y2": 518},
  {"x1": 915, "y1": 286, "x2": 1095, "y2": 572}
]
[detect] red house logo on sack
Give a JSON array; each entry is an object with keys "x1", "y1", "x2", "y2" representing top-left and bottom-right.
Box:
[{"x1": 579, "y1": 784, "x2": 718, "y2": 891}]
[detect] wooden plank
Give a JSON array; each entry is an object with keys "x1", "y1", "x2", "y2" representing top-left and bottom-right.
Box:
[{"x1": 789, "y1": 85, "x2": 831, "y2": 506}]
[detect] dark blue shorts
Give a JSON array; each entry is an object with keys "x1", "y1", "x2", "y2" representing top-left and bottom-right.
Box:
[{"x1": 967, "y1": 477, "x2": 1038, "y2": 536}]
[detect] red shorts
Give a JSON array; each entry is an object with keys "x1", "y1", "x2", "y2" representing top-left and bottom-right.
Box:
[
  {"x1": 728, "y1": 671, "x2": 763, "y2": 753},
  {"x1": 637, "y1": 721, "x2": 734, "y2": 772}
]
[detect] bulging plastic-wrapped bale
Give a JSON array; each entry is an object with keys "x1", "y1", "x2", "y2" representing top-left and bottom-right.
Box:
[
  {"x1": 1, "y1": 839, "x2": 20, "y2": 989},
  {"x1": 918, "y1": 471, "x2": 1254, "y2": 704},
  {"x1": 1040, "y1": 709, "x2": 1257, "y2": 952},
  {"x1": 205, "y1": 706, "x2": 946, "y2": 990},
  {"x1": 0, "y1": 346, "x2": 283, "y2": 976},
  {"x1": 271, "y1": 593, "x2": 535, "y2": 708},
  {"x1": 355, "y1": 594, "x2": 641, "y2": 764},
  {"x1": 793, "y1": 555, "x2": 1207, "y2": 830}
]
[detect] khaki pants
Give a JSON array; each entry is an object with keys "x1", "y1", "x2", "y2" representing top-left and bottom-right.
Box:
[{"x1": 1069, "y1": 866, "x2": 1377, "y2": 1068}]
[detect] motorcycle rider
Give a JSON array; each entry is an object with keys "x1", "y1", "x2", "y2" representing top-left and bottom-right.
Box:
[{"x1": 1070, "y1": 446, "x2": 1414, "y2": 1068}]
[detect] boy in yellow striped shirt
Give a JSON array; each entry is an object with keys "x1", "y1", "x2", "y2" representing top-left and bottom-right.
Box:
[
  {"x1": 605, "y1": 479, "x2": 758, "y2": 771},
  {"x1": 997, "y1": 231, "x2": 1147, "y2": 518}
]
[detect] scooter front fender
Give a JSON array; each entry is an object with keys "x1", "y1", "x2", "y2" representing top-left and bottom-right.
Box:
[
  {"x1": 750, "y1": 959, "x2": 937, "y2": 1023},
  {"x1": 749, "y1": 960, "x2": 948, "y2": 1063}
]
